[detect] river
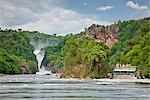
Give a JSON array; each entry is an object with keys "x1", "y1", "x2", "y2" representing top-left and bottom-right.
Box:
[{"x1": 0, "y1": 75, "x2": 150, "y2": 100}]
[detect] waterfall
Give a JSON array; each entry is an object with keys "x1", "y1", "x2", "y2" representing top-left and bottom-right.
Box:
[
  {"x1": 33, "y1": 49, "x2": 45, "y2": 71},
  {"x1": 33, "y1": 48, "x2": 51, "y2": 75},
  {"x1": 29, "y1": 35, "x2": 59, "y2": 75}
]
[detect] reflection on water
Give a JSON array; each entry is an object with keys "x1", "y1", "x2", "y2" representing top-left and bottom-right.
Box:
[{"x1": 0, "y1": 75, "x2": 150, "y2": 100}]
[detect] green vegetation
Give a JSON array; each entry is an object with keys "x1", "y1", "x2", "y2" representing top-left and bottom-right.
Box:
[
  {"x1": 0, "y1": 30, "x2": 62, "y2": 74},
  {"x1": 0, "y1": 17, "x2": 149, "y2": 78},
  {"x1": 109, "y1": 18, "x2": 150, "y2": 78},
  {"x1": 0, "y1": 30, "x2": 37, "y2": 74},
  {"x1": 0, "y1": 29, "x2": 81, "y2": 74},
  {"x1": 45, "y1": 34, "x2": 81, "y2": 72},
  {"x1": 63, "y1": 36, "x2": 110, "y2": 78}
]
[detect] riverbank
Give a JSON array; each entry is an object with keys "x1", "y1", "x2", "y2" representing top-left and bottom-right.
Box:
[
  {"x1": 1, "y1": 74, "x2": 150, "y2": 84},
  {"x1": 93, "y1": 78, "x2": 150, "y2": 84},
  {"x1": 59, "y1": 78, "x2": 150, "y2": 84}
]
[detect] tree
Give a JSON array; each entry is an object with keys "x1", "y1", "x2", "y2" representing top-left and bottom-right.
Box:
[{"x1": 63, "y1": 35, "x2": 110, "y2": 78}]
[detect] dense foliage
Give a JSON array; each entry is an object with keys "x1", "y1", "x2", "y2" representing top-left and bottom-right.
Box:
[
  {"x1": 45, "y1": 34, "x2": 81, "y2": 72},
  {"x1": 0, "y1": 30, "x2": 62, "y2": 74},
  {"x1": 0, "y1": 29, "x2": 81, "y2": 74},
  {"x1": 109, "y1": 18, "x2": 150, "y2": 78},
  {"x1": 0, "y1": 30, "x2": 37, "y2": 74},
  {"x1": 63, "y1": 36, "x2": 110, "y2": 78}
]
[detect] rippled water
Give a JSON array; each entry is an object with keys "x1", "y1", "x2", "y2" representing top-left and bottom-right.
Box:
[{"x1": 0, "y1": 75, "x2": 150, "y2": 100}]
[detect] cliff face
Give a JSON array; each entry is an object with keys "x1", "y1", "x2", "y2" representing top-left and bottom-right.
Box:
[{"x1": 85, "y1": 24, "x2": 118, "y2": 48}]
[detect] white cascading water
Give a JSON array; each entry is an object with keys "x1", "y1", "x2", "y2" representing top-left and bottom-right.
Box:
[
  {"x1": 33, "y1": 48, "x2": 51, "y2": 75},
  {"x1": 33, "y1": 49, "x2": 44, "y2": 71},
  {"x1": 30, "y1": 36, "x2": 59, "y2": 75}
]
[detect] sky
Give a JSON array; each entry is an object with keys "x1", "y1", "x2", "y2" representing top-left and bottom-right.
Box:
[{"x1": 0, "y1": 0, "x2": 149, "y2": 35}]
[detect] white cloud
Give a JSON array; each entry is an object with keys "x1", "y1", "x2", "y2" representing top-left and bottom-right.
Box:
[
  {"x1": 0, "y1": 0, "x2": 110, "y2": 35},
  {"x1": 97, "y1": 6, "x2": 113, "y2": 11},
  {"x1": 11, "y1": 7, "x2": 110, "y2": 35},
  {"x1": 127, "y1": 1, "x2": 148, "y2": 10},
  {"x1": 0, "y1": 0, "x2": 39, "y2": 26}
]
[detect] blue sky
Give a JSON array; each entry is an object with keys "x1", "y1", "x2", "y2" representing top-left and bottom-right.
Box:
[
  {"x1": 63, "y1": 0, "x2": 149, "y2": 21},
  {"x1": 0, "y1": 0, "x2": 149, "y2": 35}
]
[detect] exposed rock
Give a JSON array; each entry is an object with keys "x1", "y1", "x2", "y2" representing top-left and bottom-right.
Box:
[
  {"x1": 85, "y1": 24, "x2": 118, "y2": 48},
  {"x1": 19, "y1": 63, "x2": 31, "y2": 74}
]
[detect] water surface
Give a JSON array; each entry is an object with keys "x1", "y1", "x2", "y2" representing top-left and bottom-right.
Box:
[{"x1": 0, "y1": 75, "x2": 150, "y2": 100}]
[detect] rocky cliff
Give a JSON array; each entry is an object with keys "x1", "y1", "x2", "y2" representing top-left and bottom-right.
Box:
[{"x1": 85, "y1": 24, "x2": 118, "y2": 48}]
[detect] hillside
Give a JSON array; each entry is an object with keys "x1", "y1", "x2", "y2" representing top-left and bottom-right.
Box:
[
  {"x1": 0, "y1": 17, "x2": 149, "y2": 78},
  {"x1": 0, "y1": 29, "x2": 65, "y2": 74},
  {"x1": 85, "y1": 24, "x2": 118, "y2": 48},
  {"x1": 85, "y1": 17, "x2": 150, "y2": 78}
]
